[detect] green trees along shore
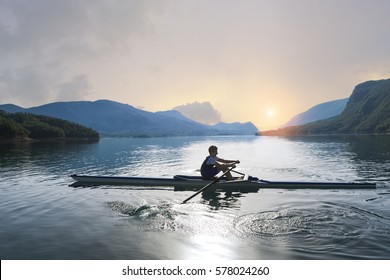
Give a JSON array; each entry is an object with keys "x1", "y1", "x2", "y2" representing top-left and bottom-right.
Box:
[{"x1": 0, "y1": 110, "x2": 99, "y2": 140}]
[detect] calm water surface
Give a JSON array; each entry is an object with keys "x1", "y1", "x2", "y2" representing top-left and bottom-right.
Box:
[{"x1": 1, "y1": 135, "x2": 389, "y2": 259}]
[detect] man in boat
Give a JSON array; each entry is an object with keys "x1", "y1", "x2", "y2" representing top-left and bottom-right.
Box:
[{"x1": 200, "y1": 145, "x2": 240, "y2": 180}]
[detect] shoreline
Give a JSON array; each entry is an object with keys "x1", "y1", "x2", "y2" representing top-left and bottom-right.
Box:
[
  {"x1": 0, "y1": 137, "x2": 99, "y2": 144},
  {"x1": 257, "y1": 131, "x2": 390, "y2": 137}
]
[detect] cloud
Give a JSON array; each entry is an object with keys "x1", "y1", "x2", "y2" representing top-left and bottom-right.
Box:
[
  {"x1": 0, "y1": 0, "x2": 173, "y2": 106},
  {"x1": 0, "y1": 66, "x2": 50, "y2": 105},
  {"x1": 173, "y1": 101, "x2": 221, "y2": 125},
  {"x1": 55, "y1": 75, "x2": 92, "y2": 101}
]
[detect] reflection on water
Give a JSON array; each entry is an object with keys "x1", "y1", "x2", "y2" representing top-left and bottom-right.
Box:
[
  {"x1": 1, "y1": 135, "x2": 390, "y2": 259},
  {"x1": 200, "y1": 192, "x2": 243, "y2": 209}
]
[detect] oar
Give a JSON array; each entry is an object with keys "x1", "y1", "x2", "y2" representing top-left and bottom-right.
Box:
[{"x1": 182, "y1": 165, "x2": 236, "y2": 204}]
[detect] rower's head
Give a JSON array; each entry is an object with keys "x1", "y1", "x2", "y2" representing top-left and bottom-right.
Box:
[{"x1": 208, "y1": 145, "x2": 218, "y2": 156}]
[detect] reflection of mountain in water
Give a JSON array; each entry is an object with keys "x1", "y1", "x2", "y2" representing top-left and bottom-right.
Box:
[
  {"x1": 282, "y1": 135, "x2": 390, "y2": 183},
  {"x1": 348, "y1": 136, "x2": 390, "y2": 162}
]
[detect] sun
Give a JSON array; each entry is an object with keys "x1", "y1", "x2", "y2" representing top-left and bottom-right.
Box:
[{"x1": 266, "y1": 109, "x2": 274, "y2": 117}]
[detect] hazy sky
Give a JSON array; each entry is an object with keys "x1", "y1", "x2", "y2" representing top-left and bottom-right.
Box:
[{"x1": 1, "y1": 0, "x2": 390, "y2": 129}]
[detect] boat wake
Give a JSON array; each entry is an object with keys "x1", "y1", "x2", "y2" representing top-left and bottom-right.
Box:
[
  {"x1": 106, "y1": 201, "x2": 189, "y2": 232},
  {"x1": 106, "y1": 201, "x2": 178, "y2": 218}
]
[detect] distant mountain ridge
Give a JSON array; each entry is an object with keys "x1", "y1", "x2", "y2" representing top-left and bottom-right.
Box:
[
  {"x1": 0, "y1": 104, "x2": 25, "y2": 113},
  {"x1": 282, "y1": 98, "x2": 348, "y2": 128},
  {"x1": 0, "y1": 100, "x2": 258, "y2": 137},
  {"x1": 262, "y1": 78, "x2": 390, "y2": 136}
]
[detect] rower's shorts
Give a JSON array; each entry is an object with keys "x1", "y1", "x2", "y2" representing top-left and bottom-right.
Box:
[{"x1": 201, "y1": 167, "x2": 218, "y2": 180}]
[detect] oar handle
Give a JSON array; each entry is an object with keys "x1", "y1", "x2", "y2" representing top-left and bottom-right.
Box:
[{"x1": 182, "y1": 165, "x2": 236, "y2": 204}]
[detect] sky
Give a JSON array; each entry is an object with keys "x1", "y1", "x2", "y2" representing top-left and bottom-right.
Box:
[{"x1": 1, "y1": 0, "x2": 390, "y2": 130}]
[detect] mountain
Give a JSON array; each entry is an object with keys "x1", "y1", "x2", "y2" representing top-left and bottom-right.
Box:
[
  {"x1": 0, "y1": 100, "x2": 258, "y2": 137},
  {"x1": 334, "y1": 79, "x2": 390, "y2": 133},
  {"x1": 281, "y1": 98, "x2": 348, "y2": 128},
  {"x1": 261, "y1": 78, "x2": 390, "y2": 136}
]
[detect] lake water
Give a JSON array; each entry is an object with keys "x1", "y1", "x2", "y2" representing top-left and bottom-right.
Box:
[{"x1": 1, "y1": 135, "x2": 389, "y2": 260}]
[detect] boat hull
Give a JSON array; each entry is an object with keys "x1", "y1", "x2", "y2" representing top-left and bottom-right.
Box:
[{"x1": 69, "y1": 174, "x2": 376, "y2": 190}]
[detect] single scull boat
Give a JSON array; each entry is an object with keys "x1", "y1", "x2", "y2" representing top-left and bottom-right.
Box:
[{"x1": 69, "y1": 174, "x2": 376, "y2": 191}]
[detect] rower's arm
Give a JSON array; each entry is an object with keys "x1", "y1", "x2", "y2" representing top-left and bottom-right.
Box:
[{"x1": 217, "y1": 158, "x2": 240, "y2": 164}]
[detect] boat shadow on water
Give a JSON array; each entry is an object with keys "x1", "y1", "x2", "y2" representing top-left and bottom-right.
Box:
[
  {"x1": 68, "y1": 181, "x2": 260, "y2": 195},
  {"x1": 68, "y1": 182, "x2": 174, "y2": 191}
]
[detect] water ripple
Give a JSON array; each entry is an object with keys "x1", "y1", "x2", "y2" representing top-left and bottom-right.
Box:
[
  {"x1": 233, "y1": 202, "x2": 390, "y2": 258},
  {"x1": 235, "y1": 204, "x2": 389, "y2": 237}
]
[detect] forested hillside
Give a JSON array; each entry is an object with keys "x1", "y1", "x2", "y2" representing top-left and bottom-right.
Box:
[{"x1": 0, "y1": 110, "x2": 99, "y2": 140}]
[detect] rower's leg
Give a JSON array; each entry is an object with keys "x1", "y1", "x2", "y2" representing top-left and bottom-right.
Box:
[{"x1": 218, "y1": 165, "x2": 233, "y2": 180}]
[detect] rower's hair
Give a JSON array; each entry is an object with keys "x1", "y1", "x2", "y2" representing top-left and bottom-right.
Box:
[{"x1": 208, "y1": 145, "x2": 217, "y2": 153}]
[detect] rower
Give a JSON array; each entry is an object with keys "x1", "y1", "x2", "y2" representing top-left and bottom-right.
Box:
[{"x1": 200, "y1": 145, "x2": 240, "y2": 180}]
